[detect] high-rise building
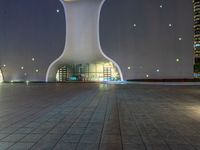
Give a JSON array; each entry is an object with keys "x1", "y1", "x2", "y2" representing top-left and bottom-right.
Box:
[{"x1": 194, "y1": 0, "x2": 200, "y2": 75}]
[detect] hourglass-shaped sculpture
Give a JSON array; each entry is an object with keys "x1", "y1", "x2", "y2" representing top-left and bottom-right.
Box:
[{"x1": 46, "y1": 0, "x2": 123, "y2": 82}]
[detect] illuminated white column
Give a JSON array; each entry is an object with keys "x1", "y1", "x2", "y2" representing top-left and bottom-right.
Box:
[
  {"x1": 0, "y1": 69, "x2": 3, "y2": 83},
  {"x1": 46, "y1": 0, "x2": 123, "y2": 81}
]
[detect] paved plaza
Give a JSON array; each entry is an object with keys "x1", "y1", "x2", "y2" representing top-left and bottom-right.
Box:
[{"x1": 0, "y1": 83, "x2": 200, "y2": 150}]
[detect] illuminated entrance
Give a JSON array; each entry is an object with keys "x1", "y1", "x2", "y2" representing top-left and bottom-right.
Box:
[
  {"x1": 56, "y1": 62, "x2": 120, "y2": 82},
  {"x1": 0, "y1": 69, "x2": 3, "y2": 83}
]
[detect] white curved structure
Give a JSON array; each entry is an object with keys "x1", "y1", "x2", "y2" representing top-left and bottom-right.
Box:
[
  {"x1": 0, "y1": 69, "x2": 3, "y2": 83},
  {"x1": 46, "y1": 0, "x2": 123, "y2": 82}
]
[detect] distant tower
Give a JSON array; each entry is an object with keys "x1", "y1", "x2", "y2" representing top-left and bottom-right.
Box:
[
  {"x1": 46, "y1": 0, "x2": 123, "y2": 82},
  {"x1": 193, "y1": 0, "x2": 200, "y2": 76}
]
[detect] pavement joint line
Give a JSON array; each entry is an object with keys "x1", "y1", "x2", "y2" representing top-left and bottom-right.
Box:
[
  {"x1": 123, "y1": 90, "x2": 149, "y2": 150},
  {"x1": 50, "y1": 89, "x2": 99, "y2": 150},
  {"x1": 97, "y1": 91, "x2": 109, "y2": 150},
  {"x1": 22, "y1": 87, "x2": 96, "y2": 149},
  {"x1": 0, "y1": 83, "x2": 200, "y2": 150},
  {"x1": 116, "y1": 92, "x2": 124, "y2": 150},
  {"x1": 73, "y1": 91, "x2": 103, "y2": 150}
]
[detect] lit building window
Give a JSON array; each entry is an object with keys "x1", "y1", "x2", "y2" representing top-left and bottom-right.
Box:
[{"x1": 56, "y1": 62, "x2": 120, "y2": 82}]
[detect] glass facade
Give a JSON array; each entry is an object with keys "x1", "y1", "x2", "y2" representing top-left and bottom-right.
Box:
[
  {"x1": 56, "y1": 62, "x2": 120, "y2": 82},
  {"x1": 194, "y1": 0, "x2": 200, "y2": 75}
]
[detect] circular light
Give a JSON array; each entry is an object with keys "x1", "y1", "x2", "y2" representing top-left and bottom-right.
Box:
[
  {"x1": 178, "y1": 37, "x2": 182, "y2": 41},
  {"x1": 21, "y1": 66, "x2": 24, "y2": 70},
  {"x1": 3, "y1": 64, "x2": 6, "y2": 67},
  {"x1": 128, "y1": 67, "x2": 131, "y2": 70},
  {"x1": 56, "y1": 9, "x2": 60, "y2": 13},
  {"x1": 156, "y1": 69, "x2": 160, "y2": 72},
  {"x1": 133, "y1": 24, "x2": 136, "y2": 27},
  {"x1": 35, "y1": 69, "x2": 39, "y2": 73},
  {"x1": 169, "y1": 24, "x2": 172, "y2": 27},
  {"x1": 160, "y1": 5, "x2": 163, "y2": 8},
  {"x1": 176, "y1": 58, "x2": 180, "y2": 62},
  {"x1": 32, "y1": 58, "x2": 35, "y2": 61},
  {"x1": 146, "y1": 74, "x2": 149, "y2": 78}
]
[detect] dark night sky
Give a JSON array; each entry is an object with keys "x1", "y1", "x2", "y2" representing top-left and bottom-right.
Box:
[{"x1": 0, "y1": 0, "x2": 194, "y2": 80}]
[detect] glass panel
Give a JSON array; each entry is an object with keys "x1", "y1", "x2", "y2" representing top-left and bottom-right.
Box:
[{"x1": 56, "y1": 62, "x2": 120, "y2": 82}]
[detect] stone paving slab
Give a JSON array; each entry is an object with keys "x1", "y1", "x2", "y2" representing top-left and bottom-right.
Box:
[{"x1": 0, "y1": 83, "x2": 200, "y2": 150}]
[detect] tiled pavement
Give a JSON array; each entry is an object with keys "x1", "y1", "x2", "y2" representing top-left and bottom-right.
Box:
[{"x1": 0, "y1": 83, "x2": 200, "y2": 150}]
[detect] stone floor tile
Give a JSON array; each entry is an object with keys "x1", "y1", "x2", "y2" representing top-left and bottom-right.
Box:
[
  {"x1": 76, "y1": 143, "x2": 99, "y2": 150},
  {"x1": 185, "y1": 136, "x2": 200, "y2": 146},
  {"x1": 30, "y1": 142, "x2": 55, "y2": 150},
  {"x1": 0, "y1": 142, "x2": 14, "y2": 149},
  {"x1": 67, "y1": 127, "x2": 86, "y2": 134},
  {"x1": 1, "y1": 134, "x2": 26, "y2": 142},
  {"x1": 15, "y1": 128, "x2": 34, "y2": 134},
  {"x1": 39, "y1": 134, "x2": 61, "y2": 143},
  {"x1": 101, "y1": 135, "x2": 121, "y2": 144},
  {"x1": 20, "y1": 134, "x2": 44, "y2": 142},
  {"x1": 146, "y1": 144, "x2": 170, "y2": 150},
  {"x1": 122, "y1": 135, "x2": 143, "y2": 144},
  {"x1": 100, "y1": 143, "x2": 122, "y2": 150},
  {"x1": 25, "y1": 122, "x2": 41, "y2": 128},
  {"x1": 80, "y1": 134, "x2": 101, "y2": 143},
  {"x1": 123, "y1": 144, "x2": 146, "y2": 150},
  {"x1": 0, "y1": 128, "x2": 18, "y2": 134},
  {"x1": 143, "y1": 135, "x2": 166, "y2": 145},
  {"x1": 53, "y1": 142, "x2": 76, "y2": 150},
  {"x1": 61, "y1": 134, "x2": 82, "y2": 143},
  {"x1": 168, "y1": 144, "x2": 196, "y2": 150},
  {"x1": 72, "y1": 122, "x2": 88, "y2": 128},
  {"x1": 8, "y1": 142, "x2": 34, "y2": 150},
  {"x1": 164, "y1": 136, "x2": 189, "y2": 144},
  {"x1": 0, "y1": 83, "x2": 200, "y2": 150},
  {"x1": 0, "y1": 134, "x2": 9, "y2": 140}
]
